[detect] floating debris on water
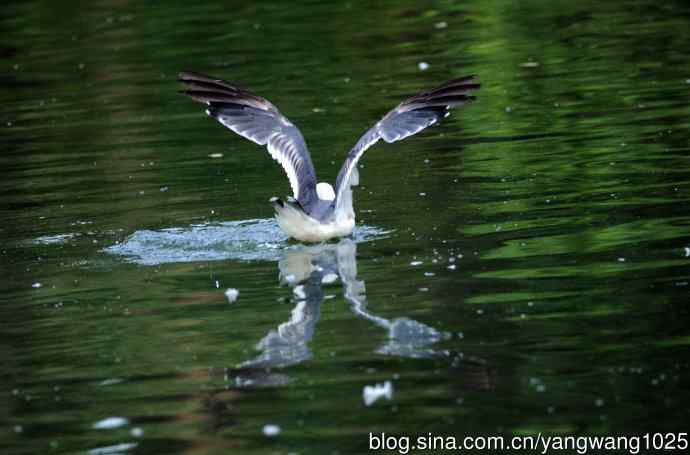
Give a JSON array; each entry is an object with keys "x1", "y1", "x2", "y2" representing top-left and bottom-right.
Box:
[
  {"x1": 363, "y1": 380, "x2": 393, "y2": 406},
  {"x1": 410, "y1": 261, "x2": 423, "y2": 266},
  {"x1": 130, "y1": 427, "x2": 144, "y2": 437},
  {"x1": 208, "y1": 152, "x2": 224, "y2": 158},
  {"x1": 262, "y1": 424, "x2": 281, "y2": 437},
  {"x1": 418, "y1": 62, "x2": 430, "y2": 71},
  {"x1": 225, "y1": 288, "x2": 239, "y2": 303},
  {"x1": 92, "y1": 416, "x2": 129, "y2": 430},
  {"x1": 684, "y1": 247, "x2": 690, "y2": 257},
  {"x1": 31, "y1": 282, "x2": 42, "y2": 288},
  {"x1": 434, "y1": 21, "x2": 447, "y2": 29}
]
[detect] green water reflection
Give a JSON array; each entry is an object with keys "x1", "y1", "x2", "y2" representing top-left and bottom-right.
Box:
[{"x1": 2, "y1": 0, "x2": 690, "y2": 454}]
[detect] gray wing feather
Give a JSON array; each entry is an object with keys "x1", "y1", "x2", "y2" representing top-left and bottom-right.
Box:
[
  {"x1": 335, "y1": 76, "x2": 479, "y2": 211},
  {"x1": 179, "y1": 72, "x2": 318, "y2": 208}
]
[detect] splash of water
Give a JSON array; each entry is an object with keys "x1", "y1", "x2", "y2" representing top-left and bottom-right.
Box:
[{"x1": 103, "y1": 218, "x2": 389, "y2": 265}]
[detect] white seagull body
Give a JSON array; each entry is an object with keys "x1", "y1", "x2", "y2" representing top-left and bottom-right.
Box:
[{"x1": 179, "y1": 72, "x2": 479, "y2": 242}]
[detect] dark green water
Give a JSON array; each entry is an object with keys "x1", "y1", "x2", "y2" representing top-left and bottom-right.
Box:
[{"x1": 3, "y1": 1, "x2": 690, "y2": 454}]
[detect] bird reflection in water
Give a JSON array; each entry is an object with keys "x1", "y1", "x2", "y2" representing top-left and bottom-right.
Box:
[
  {"x1": 238, "y1": 239, "x2": 448, "y2": 371},
  {"x1": 200, "y1": 240, "x2": 495, "y2": 432}
]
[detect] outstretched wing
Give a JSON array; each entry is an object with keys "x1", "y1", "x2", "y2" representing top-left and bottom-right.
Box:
[
  {"x1": 334, "y1": 76, "x2": 479, "y2": 211},
  {"x1": 179, "y1": 71, "x2": 318, "y2": 208}
]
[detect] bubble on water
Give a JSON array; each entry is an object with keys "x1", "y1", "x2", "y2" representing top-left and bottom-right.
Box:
[
  {"x1": 262, "y1": 424, "x2": 281, "y2": 437},
  {"x1": 684, "y1": 247, "x2": 690, "y2": 257},
  {"x1": 31, "y1": 282, "x2": 42, "y2": 288},
  {"x1": 224, "y1": 288, "x2": 239, "y2": 303},
  {"x1": 424, "y1": 272, "x2": 435, "y2": 277},
  {"x1": 130, "y1": 427, "x2": 144, "y2": 437},
  {"x1": 417, "y1": 62, "x2": 430, "y2": 71},
  {"x1": 410, "y1": 261, "x2": 423, "y2": 266}
]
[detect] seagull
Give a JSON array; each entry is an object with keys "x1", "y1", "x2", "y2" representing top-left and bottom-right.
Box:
[{"x1": 179, "y1": 72, "x2": 479, "y2": 242}]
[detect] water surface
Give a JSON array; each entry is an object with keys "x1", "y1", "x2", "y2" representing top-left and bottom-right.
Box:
[{"x1": 2, "y1": 0, "x2": 690, "y2": 454}]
